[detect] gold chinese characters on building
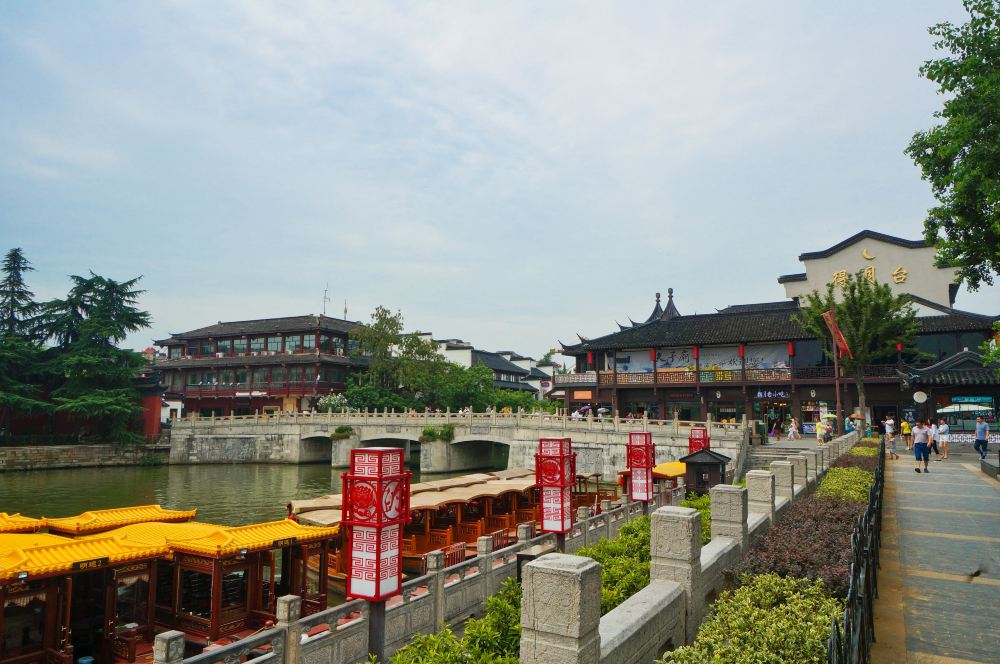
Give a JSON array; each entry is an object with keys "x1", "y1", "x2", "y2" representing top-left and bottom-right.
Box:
[{"x1": 831, "y1": 266, "x2": 907, "y2": 288}]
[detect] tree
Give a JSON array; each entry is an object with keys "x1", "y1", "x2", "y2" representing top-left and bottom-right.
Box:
[
  {"x1": 794, "y1": 271, "x2": 920, "y2": 420},
  {"x1": 0, "y1": 248, "x2": 39, "y2": 336},
  {"x1": 906, "y1": 0, "x2": 1000, "y2": 289},
  {"x1": 42, "y1": 273, "x2": 152, "y2": 442},
  {"x1": 983, "y1": 321, "x2": 1000, "y2": 375}
]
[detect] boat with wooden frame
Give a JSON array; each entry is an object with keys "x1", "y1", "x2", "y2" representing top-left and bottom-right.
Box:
[{"x1": 0, "y1": 506, "x2": 340, "y2": 664}]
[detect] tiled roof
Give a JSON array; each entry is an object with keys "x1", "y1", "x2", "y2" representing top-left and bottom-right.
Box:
[
  {"x1": 96, "y1": 520, "x2": 338, "y2": 557},
  {"x1": 494, "y1": 380, "x2": 538, "y2": 392},
  {"x1": 563, "y1": 308, "x2": 997, "y2": 354},
  {"x1": 716, "y1": 301, "x2": 799, "y2": 314},
  {"x1": 777, "y1": 273, "x2": 807, "y2": 284},
  {"x1": 46, "y1": 505, "x2": 197, "y2": 536},
  {"x1": 527, "y1": 367, "x2": 550, "y2": 380},
  {"x1": 798, "y1": 230, "x2": 929, "y2": 261},
  {"x1": 678, "y1": 448, "x2": 731, "y2": 464},
  {"x1": 472, "y1": 350, "x2": 530, "y2": 375},
  {"x1": 0, "y1": 513, "x2": 46, "y2": 534},
  {"x1": 0, "y1": 533, "x2": 168, "y2": 582},
  {"x1": 156, "y1": 315, "x2": 358, "y2": 345},
  {"x1": 904, "y1": 351, "x2": 1000, "y2": 386},
  {"x1": 154, "y1": 352, "x2": 361, "y2": 369}
]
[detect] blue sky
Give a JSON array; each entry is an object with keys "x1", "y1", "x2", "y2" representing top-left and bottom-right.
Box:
[{"x1": 1, "y1": 1, "x2": 997, "y2": 359}]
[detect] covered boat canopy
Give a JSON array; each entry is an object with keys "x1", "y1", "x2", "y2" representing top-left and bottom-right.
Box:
[
  {"x1": 652, "y1": 461, "x2": 687, "y2": 478},
  {"x1": 296, "y1": 509, "x2": 342, "y2": 528},
  {"x1": 46, "y1": 504, "x2": 197, "y2": 536},
  {"x1": 0, "y1": 512, "x2": 46, "y2": 534},
  {"x1": 0, "y1": 532, "x2": 168, "y2": 582}
]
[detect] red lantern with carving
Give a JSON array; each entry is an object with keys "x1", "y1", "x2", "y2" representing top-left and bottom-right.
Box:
[
  {"x1": 341, "y1": 447, "x2": 411, "y2": 601},
  {"x1": 535, "y1": 437, "x2": 575, "y2": 533},
  {"x1": 688, "y1": 426, "x2": 710, "y2": 454},
  {"x1": 626, "y1": 432, "x2": 655, "y2": 502}
]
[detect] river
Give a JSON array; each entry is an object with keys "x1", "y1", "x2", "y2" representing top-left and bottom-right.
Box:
[{"x1": 0, "y1": 461, "x2": 495, "y2": 525}]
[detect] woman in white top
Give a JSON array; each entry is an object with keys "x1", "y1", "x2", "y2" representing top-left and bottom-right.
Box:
[
  {"x1": 928, "y1": 421, "x2": 940, "y2": 458},
  {"x1": 936, "y1": 418, "x2": 950, "y2": 461}
]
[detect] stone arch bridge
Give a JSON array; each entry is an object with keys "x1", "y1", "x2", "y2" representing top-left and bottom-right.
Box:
[{"x1": 167, "y1": 412, "x2": 750, "y2": 478}]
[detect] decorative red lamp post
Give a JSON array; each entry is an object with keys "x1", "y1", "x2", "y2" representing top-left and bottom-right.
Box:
[
  {"x1": 627, "y1": 432, "x2": 655, "y2": 506},
  {"x1": 341, "y1": 447, "x2": 411, "y2": 659},
  {"x1": 535, "y1": 437, "x2": 575, "y2": 544},
  {"x1": 688, "y1": 426, "x2": 710, "y2": 454}
]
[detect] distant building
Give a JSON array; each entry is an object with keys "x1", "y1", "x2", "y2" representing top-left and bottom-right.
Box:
[
  {"x1": 154, "y1": 315, "x2": 364, "y2": 417},
  {"x1": 412, "y1": 334, "x2": 542, "y2": 396}
]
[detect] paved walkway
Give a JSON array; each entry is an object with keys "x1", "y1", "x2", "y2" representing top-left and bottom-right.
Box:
[{"x1": 872, "y1": 448, "x2": 1000, "y2": 663}]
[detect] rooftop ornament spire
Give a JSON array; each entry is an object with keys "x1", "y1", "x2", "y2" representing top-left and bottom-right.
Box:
[
  {"x1": 660, "y1": 287, "x2": 681, "y2": 321},
  {"x1": 644, "y1": 291, "x2": 664, "y2": 323}
]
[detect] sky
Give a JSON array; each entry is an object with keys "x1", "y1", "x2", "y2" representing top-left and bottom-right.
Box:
[{"x1": 1, "y1": 1, "x2": 998, "y2": 361}]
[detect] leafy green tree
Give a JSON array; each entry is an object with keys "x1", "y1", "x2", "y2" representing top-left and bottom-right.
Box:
[
  {"x1": 982, "y1": 321, "x2": 1000, "y2": 375},
  {"x1": 350, "y1": 305, "x2": 404, "y2": 391},
  {"x1": 794, "y1": 271, "x2": 919, "y2": 421},
  {"x1": 42, "y1": 274, "x2": 152, "y2": 442},
  {"x1": 0, "y1": 249, "x2": 48, "y2": 435},
  {"x1": 906, "y1": 0, "x2": 1000, "y2": 289}
]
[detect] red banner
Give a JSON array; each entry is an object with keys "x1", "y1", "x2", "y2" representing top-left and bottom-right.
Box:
[{"x1": 821, "y1": 310, "x2": 854, "y2": 360}]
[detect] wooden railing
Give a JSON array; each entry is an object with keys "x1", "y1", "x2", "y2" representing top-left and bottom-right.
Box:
[{"x1": 553, "y1": 364, "x2": 902, "y2": 386}]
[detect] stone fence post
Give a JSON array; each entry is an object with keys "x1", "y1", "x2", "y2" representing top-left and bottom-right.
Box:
[
  {"x1": 650, "y1": 506, "x2": 701, "y2": 643},
  {"x1": 426, "y1": 550, "x2": 447, "y2": 628},
  {"x1": 152, "y1": 631, "x2": 185, "y2": 664},
  {"x1": 745, "y1": 470, "x2": 775, "y2": 524},
  {"x1": 789, "y1": 456, "x2": 807, "y2": 493},
  {"x1": 519, "y1": 554, "x2": 601, "y2": 664},
  {"x1": 276, "y1": 595, "x2": 301, "y2": 664},
  {"x1": 770, "y1": 460, "x2": 794, "y2": 501},
  {"x1": 517, "y1": 522, "x2": 536, "y2": 542},
  {"x1": 709, "y1": 485, "x2": 748, "y2": 553},
  {"x1": 817, "y1": 446, "x2": 829, "y2": 473}
]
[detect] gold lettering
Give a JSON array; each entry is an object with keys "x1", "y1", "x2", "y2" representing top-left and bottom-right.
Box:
[
  {"x1": 864, "y1": 266, "x2": 876, "y2": 284},
  {"x1": 892, "y1": 266, "x2": 907, "y2": 284},
  {"x1": 832, "y1": 270, "x2": 848, "y2": 288}
]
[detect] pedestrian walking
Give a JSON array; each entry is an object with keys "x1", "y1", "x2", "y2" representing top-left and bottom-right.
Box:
[
  {"x1": 788, "y1": 417, "x2": 800, "y2": 440},
  {"x1": 973, "y1": 416, "x2": 990, "y2": 460},
  {"x1": 936, "y1": 418, "x2": 950, "y2": 461},
  {"x1": 886, "y1": 427, "x2": 899, "y2": 460},
  {"x1": 912, "y1": 420, "x2": 931, "y2": 473},
  {"x1": 885, "y1": 415, "x2": 895, "y2": 448},
  {"x1": 901, "y1": 418, "x2": 912, "y2": 450},
  {"x1": 928, "y1": 419, "x2": 940, "y2": 459}
]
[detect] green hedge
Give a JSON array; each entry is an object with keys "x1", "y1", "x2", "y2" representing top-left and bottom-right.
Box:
[
  {"x1": 330, "y1": 425, "x2": 354, "y2": 440},
  {"x1": 659, "y1": 574, "x2": 843, "y2": 664},
  {"x1": 680, "y1": 493, "x2": 712, "y2": 545},
  {"x1": 849, "y1": 445, "x2": 878, "y2": 457},
  {"x1": 575, "y1": 516, "x2": 651, "y2": 614},
  {"x1": 388, "y1": 577, "x2": 520, "y2": 663},
  {"x1": 418, "y1": 423, "x2": 455, "y2": 443},
  {"x1": 815, "y1": 467, "x2": 874, "y2": 504}
]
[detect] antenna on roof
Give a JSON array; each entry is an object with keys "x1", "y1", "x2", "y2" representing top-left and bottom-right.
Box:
[
  {"x1": 344, "y1": 299, "x2": 348, "y2": 319},
  {"x1": 322, "y1": 283, "x2": 330, "y2": 316}
]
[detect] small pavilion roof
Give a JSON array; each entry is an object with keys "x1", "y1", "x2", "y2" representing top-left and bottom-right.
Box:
[
  {"x1": 678, "y1": 449, "x2": 731, "y2": 464},
  {"x1": 0, "y1": 513, "x2": 46, "y2": 534},
  {"x1": 902, "y1": 350, "x2": 1000, "y2": 386},
  {"x1": 0, "y1": 533, "x2": 168, "y2": 582},
  {"x1": 46, "y1": 505, "x2": 197, "y2": 536}
]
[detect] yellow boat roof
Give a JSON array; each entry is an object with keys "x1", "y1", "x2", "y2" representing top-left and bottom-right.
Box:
[
  {"x1": 0, "y1": 533, "x2": 168, "y2": 582},
  {"x1": 0, "y1": 513, "x2": 46, "y2": 534},
  {"x1": 46, "y1": 505, "x2": 197, "y2": 535},
  {"x1": 652, "y1": 462, "x2": 687, "y2": 478},
  {"x1": 96, "y1": 520, "x2": 338, "y2": 558}
]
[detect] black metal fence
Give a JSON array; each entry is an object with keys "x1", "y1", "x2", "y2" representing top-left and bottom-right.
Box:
[{"x1": 827, "y1": 437, "x2": 885, "y2": 663}]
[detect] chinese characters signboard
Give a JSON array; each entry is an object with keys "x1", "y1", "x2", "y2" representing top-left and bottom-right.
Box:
[{"x1": 341, "y1": 447, "x2": 411, "y2": 601}]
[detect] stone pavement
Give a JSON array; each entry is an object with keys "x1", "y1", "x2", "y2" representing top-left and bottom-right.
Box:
[{"x1": 872, "y1": 447, "x2": 1000, "y2": 663}]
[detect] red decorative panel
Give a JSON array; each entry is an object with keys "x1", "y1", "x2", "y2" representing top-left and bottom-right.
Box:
[
  {"x1": 342, "y1": 447, "x2": 410, "y2": 601},
  {"x1": 626, "y1": 432, "x2": 655, "y2": 502},
  {"x1": 535, "y1": 437, "x2": 575, "y2": 533},
  {"x1": 688, "y1": 426, "x2": 710, "y2": 454}
]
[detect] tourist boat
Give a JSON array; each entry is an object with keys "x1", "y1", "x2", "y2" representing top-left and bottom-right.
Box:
[
  {"x1": 287, "y1": 467, "x2": 622, "y2": 582},
  {"x1": 0, "y1": 505, "x2": 339, "y2": 664}
]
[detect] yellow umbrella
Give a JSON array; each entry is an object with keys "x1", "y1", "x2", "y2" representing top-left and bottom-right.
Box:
[{"x1": 652, "y1": 461, "x2": 687, "y2": 478}]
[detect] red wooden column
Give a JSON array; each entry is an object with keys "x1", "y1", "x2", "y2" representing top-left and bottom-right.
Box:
[
  {"x1": 341, "y1": 447, "x2": 411, "y2": 659},
  {"x1": 535, "y1": 437, "x2": 575, "y2": 548},
  {"x1": 627, "y1": 432, "x2": 655, "y2": 506}
]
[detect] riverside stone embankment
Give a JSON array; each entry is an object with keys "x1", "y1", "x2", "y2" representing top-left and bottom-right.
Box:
[{"x1": 0, "y1": 444, "x2": 170, "y2": 471}]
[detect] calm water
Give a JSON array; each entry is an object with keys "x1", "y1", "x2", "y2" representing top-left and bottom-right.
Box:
[{"x1": 0, "y1": 462, "x2": 482, "y2": 526}]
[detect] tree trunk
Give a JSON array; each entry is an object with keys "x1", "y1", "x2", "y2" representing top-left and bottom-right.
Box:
[{"x1": 855, "y1": 368, "x2": 866, "y2": 429}]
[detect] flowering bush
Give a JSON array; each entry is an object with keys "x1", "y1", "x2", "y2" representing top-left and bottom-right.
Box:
[
  {"x1": 816, "y1": 467, "x2": 874, "y2": 504},
  {"x1": 737, "y1": 497, "x2": 864, "y2": 597},
  {"x1": 659, "y1": 573, "x2": 842, "y2": 663},
  {"x1": 316, "y1": 392, "x2": 349, "y2": 413}
]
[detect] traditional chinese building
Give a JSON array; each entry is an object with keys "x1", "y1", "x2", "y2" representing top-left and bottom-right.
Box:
[
  {"x1": 154, "y1": 315, "x2": 365, "y2": 417},
  {"x1": 556, "y1": 231, "x2": 999, "y2": 435}
]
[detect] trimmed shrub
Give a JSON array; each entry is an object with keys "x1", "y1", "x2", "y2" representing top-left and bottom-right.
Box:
[
  {"x1": 680, "y1": 492, "x2": 712, "y2": 545},
  {"x1": 418, "y1": 423, "x2": 456, "y2": 443},
  {"x1": 659, "y1": 573, "x2": 842, "y2": 664},
  {"x1": 737, "y1": 497, "x2": 864, "y2": 597},
  {"x1": 330, "y1": 425, "x2": 354, "y2": 441},
  {"x1": 831, "y1": 453, "x2": 878, "y2": 473},
  {"x1": 849, "y1": 445, "x2": 878, "y2": 457},
  {"x1": 816, "y1": 466, "x2": 874, "y2": 504},
  {"x1": 575, "y1": 516, "x2": 651, "y2": 614},
  {"x1": 390, "y1": 578, "x2": 520, "y2": 663}
]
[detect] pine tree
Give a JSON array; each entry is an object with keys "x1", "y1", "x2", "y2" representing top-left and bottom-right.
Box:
[
  {"x1": 0, "y1": 248, "x2": 39, "y2": 336},
  {"x1": 794, "y1": 271, "x2": 920, "y2": 421},
  {"x1": 0, "y1": 248, "x2": 48, "y2": 436}
]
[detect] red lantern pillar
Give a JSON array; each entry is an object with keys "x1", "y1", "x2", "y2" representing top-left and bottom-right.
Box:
[
  {"x1": 627, "y1": 432, "x2": 655, "y2": 506},
  {"x1": 341, "y1": 447, "x2": 411, "y2": 659},
  {"x1": 688, "y1": 426, "x2": 710, "y2": 454},
  {"x1": 535, "y1": 437, "x2": 575, "y2": 544}
]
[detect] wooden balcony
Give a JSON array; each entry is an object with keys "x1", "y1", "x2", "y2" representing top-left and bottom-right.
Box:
[
  {"x1": 553, "y1": 364, "x2": 901, "y2": 388},
  {"x1": 178, "y1": 381, "x2": 341, "y2": 398}
]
